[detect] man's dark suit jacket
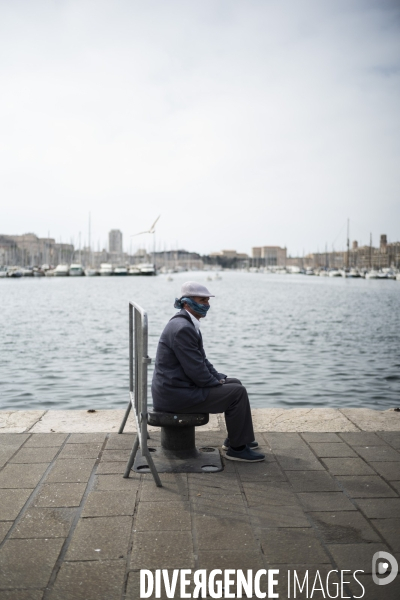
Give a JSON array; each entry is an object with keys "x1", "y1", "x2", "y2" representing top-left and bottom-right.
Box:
[{"x1": 151, "y1": 309, "x2": 226, "y2": 411}]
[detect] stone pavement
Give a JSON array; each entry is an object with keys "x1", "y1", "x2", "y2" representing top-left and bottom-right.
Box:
[{"x1": 0, "y1": 424, "x2": 399, "y2": 600}]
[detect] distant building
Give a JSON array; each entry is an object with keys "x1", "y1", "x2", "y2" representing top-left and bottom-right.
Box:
[
  {"x1": 207, "y1": 249, "x2": 249, "y2": 268},
  {"x1": 252, "y1": 246, "x2": 287, "y2": 267},
  {"x1": 285, "y1": 234, "x2": 400, "y2": 270},
  {"x1": 0, "y1": 233, "x2": 73, "y2": 267},
  {"x1": 154, "y1": 249, "x2": 204, "y2": 271},
  {"x1": 108, "y1": 230, "x2": 123, "y2": 254}
]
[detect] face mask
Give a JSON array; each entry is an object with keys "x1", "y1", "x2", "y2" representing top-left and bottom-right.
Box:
[{"x1": 174, "y1": 296, "x2": 210, "y2": 317}]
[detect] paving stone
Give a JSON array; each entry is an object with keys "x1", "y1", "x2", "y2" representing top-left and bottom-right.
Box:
[
  {"x1": 0, "y1": 591, "x2": 44, "y2": 600},
  {"x1": 302, "y1": 433, "x2": 342, "y2": 443},
  {"x1": 94, "y1": 473, "x2": 140, "y2": 491},
  {"x1": 266, "y1": 433, "x2": 324, "y2": 470},
  {"x1": 378, "y1": 432, "x2": 400, "y2": 448},
  {"x1": 354, "y1": 445, "x2": 400, "y2": 462},
  {"x1": 371, "y1": 518, "x2": 400, "y2": 551},
  {"x1": 0, "y1": 521, "x2": 12, "y2": 543},
  {"x1": 188, "y1": 471, "x2": 240, "y2": 490},
  {"x1": 0, "y1": 411, "x2": 46, "y2": 434},
  {"x1": 275, "y1": 454, "x2": 325, "y2": 471},
  {"x1": 309, "y1": 511, "x2": 381, "y2": 544},
  {"x1": 24, "y1": 433, "x2": 68, "y2": 447},
  {"x1": 105, "y1": 434, "x2": 135, "y2": 449},
  {"x1": 33, "y1": 482, "x2": 86, "y2": 507},
  {"x1": 9, "y1": 446, "x2": 59, "y2": 463},
  {"x1": 309, "y1": 442, "x2": 357, "y2": 458},
  {"x1": 259, "y1": 528, "x2": 330, "y2": 564},
  {"x1": 0, "y1": 538, "x2": 63, "y2": 588},
  {"x1": 45, "y1": 458, "x2": 96, "y2": 483},
  {"x1": 355, "y1": 498, "x2": 400, "y2": 519},
  {"x1": 68, "y1": 433, "x2": 107, "y2": 444},
  {"x1": 0, "y1": 433, "x2": 29, "y2": 468},
  {"x1": 248, "y1": 503, "x2": 310, "y2": 528},
  {"x1": 340, "y1": 432, "x2": 389, "y2": 446},
  {"x1": 391, "y1": 480, "x2": 400, "y2": 494},
  {"x1": 0, "y1": 447, "x2": 18, "y2": 467},
  {"x1": 58, "y1": 443, "x2": 102, "y2": 459},
  {"x1": 48, "y1": 559, "x2": 125, "y2": 600},
  {"x1": 0, "y1": 489, "x2": 33, "y2": 520},
  {"x1": 135, "y1": 501, "x2": 191, "y2": 530},
  {"x1": 131, "y1": 530, "x2": 194, "y2": 568},
  {"x1": 347, "y1": 573, "x2": 400, "y2": 600},
  {"x1": 194, "y1": 514, "x2": 257, "y2": 550},
  {"x1": 191, "y1": 495, "x2": 247, "y2": 519},
  {"x1": 219, "y1": 456, "x2": 237, "y2": 473},
  {"x1": 196, "y1": 549, "x2": 265, "y2": 570},
  {"x1": 328, "y1": 542, "x2": 390, "y2": 573},
  {"x1": 0, "y1": 462, "x2": 48, "y2": 488},
  {"x1": 65, "y1": 515, "x2": 131, "y2": 560},
  {"x1": 0, "y1": 433, "x2": 30, "y2": 445},
  {"x1": 285, "y1": 470, "x2": 340, "y2": 492},
  {"x1": 235, "y1": 461, "x2": 287, "y2": 481},
  {"x1": 336, "y1": 475, "x2": 398, "y2": 498},
  {"x1": 188, "y1": 475, "x2": 243, "y2": 504},
  {"x1": 141, "y1": 473, "x2": 188, "y2": 501},
  {"x1": 322, "y1": 458, "x2": 375, "y2": 475},
  {"x1": 96, "y1": 460, "x2": 126, "y2": 474},
  {"x1": 10, "y1": 507, "x2": 75, "y2": 538},
  {"x1": 242, "y1": 481, "x2": 299, "y2": 507},
  {"x1": 369, "y1": 461, "x2": 400, "y2": 480},
  {"x1": 99, "y1": 449, "x2": 127, "y2": 461},
  {"x1": 298, "y1": 491, "x2": 356, "y2": 512},
  {"x1": 82, "y1": 490, "x2": 137, "y2": 517}
]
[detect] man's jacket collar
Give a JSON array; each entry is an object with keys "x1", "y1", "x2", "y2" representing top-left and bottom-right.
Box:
[{"x1": 170, "y1": 308, "x2": 194, "y2": 327}]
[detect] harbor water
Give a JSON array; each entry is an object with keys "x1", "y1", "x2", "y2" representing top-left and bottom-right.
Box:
[{"x1": 1, "y1": 272, "x2": 399, "y2": 411}]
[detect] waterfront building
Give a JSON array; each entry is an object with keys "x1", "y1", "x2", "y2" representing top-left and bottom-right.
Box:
[
  {"x1": 154, "y1": 249, "x2": 204, "y2": 271},
  {"x1": 108, "y1": 229, "x2": 123, "y2": 254},
  {"x1": 208, "y1": 249, "x2": 249, "y2": 269},
  {"x1": 252, "y1": 246, "x2": 287, "y2": 267},
  {"x1": 0, "y1": 233, "x2": 73, "y2": 267}
]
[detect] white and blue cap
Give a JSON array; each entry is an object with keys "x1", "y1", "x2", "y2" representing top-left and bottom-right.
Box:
[{"x1": 180, "y1": 281, "x2": 215, "y2": 298}]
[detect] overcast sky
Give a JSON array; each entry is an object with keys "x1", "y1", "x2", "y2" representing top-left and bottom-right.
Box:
[{"x1": 1, "y1": 0, "x2": 399, "y2": 256}]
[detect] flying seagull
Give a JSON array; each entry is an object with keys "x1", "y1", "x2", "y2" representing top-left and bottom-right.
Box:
[{"x1": 131, "y1": 215, "x2": 161, "y2": 236}]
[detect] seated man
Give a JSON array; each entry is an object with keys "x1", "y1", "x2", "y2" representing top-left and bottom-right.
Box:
[{"x1": 151, "y1": 281, "x2": 264, "y2": 462}]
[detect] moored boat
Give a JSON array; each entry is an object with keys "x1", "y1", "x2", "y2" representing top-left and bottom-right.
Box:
[
  {"x1": 8, "y1": 267, "x2": 23, "y2": 278},
  {"x1": 347, "y1": 268, "x2": 361, "y2": 278},
  {"x1": 54, "y1": 264, "x2": 69, "y2": 276},
  {"x1": 69, "y1": 264, "x2": 85, "y2": 276},
  {"x1": 99, "y1": 263, "x2": 113, "y2": 276},
  {"x1": 138, "y1": 263, "x2": 156, "y2": 276},
  {"x1": 365, "y1": 270, "x2": 379, "y2": 279}
]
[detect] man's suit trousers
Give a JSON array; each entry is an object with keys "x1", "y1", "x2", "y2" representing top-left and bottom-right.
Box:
[{"x1": 179, "y1": 378, "x2": 255, "y2": 447}]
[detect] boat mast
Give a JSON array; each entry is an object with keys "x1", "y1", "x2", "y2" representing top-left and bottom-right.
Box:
[
  {"x1": 369, "y1": 233, "x2": 372, "y2": 269},
  {"x1": 88, "y1": 212, "x2": 91, "y2": 267},
  {"x1": 346, "y1": 218, "x2": 350, "y2": 269}
]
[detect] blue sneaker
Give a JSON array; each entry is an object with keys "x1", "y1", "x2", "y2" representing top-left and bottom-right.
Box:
[
  {"x1": 225, "y1": 446, "x2": 265, "y2": 462},
  {"x1": 222, "y1": 438, "x2": 259, "y2": 451}
]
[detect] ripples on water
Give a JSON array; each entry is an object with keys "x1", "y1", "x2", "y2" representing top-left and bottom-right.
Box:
[{"x1": 1, "y1": 273, "x2": 399, "y2": 410}]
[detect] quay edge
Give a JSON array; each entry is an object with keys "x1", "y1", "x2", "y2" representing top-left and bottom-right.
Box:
[{"x1": 0, "y1": 408, "x2": 399, "y2": 434}]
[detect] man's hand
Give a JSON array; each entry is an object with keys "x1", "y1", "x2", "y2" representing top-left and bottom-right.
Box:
[{"x1": 219, "y1": 378, "x2": 226, "y2": 384}]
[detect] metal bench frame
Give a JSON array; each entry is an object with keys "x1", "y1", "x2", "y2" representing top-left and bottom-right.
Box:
[{"x1": 119, "y1": 301, "x2": 162, "y2": 487}]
